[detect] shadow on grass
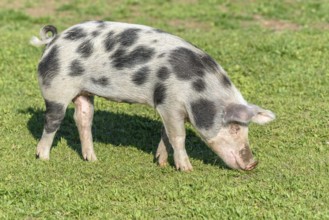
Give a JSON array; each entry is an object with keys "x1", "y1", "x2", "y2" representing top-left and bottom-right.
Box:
[{"x1": 21, "y1": 107, "x2": 227, "y2": 169}]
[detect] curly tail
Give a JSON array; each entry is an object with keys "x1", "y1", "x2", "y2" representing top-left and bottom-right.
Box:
[{"x1": 30, "y1": 25, "x2": 58, "y2": 47}]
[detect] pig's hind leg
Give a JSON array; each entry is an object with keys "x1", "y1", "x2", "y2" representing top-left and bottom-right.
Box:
[
  {"x1": 73, "y1": 95, "x2": 97, "y2": 161},
  {"x1": 36, "y1": 99, "x2": 69, "y2": 160},
  {"x1": 36, "y1": 79, "x2": 83, "y2": 160}
]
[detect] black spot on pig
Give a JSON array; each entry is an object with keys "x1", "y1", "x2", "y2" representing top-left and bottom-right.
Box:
[
  {"x1": 153, "y1": 83, "x2": 167, "y2": 106},
  {"x1": 224, "y1": 104, "x2": 253, "y2": 124},
  {"x1": 64, "y1": 27, "x2": 87, "y2": 40},
  {"x1": 77, "y1": 40, "x2": 93, "y2": 58},
  {"x1": 38, "y1": 45, "x2": 60, "y2": 86},
  {"x1": 91, "y1": 76, "x2": 109, "y2": 87},
  {"x1": 111, "y1": 49, "x2": 126, "y2": 59},
  {"x1": 44, "y1": 100, "x2": 65, "y2": 133},
  {"x1": 169, "y1": 47, "x2": 206, "y2": 80},
  {"x1": 91, "y1": 30, "x2": 101, "y2": 37},
  {"x1": 200, "y1": 53, "x2": 219, "y2": 73},
  {"x1": 132, "y1": 66, "x2": 150, "y2": 85},
  {"x1": 111, "y1": 46, "x2": 155, "y2": 69},
  {"x1": 190, "y1": 99, "x2": 216, "y2": 130},
  {"x1": 104, "y1": 31, "x2": 116, "y2": 52},
  {"x1": 117, "y1": 28, "x2": 141, "y2": 47},
  {"x1": 192, "y1": 79, "x2": 206, "y2": 92},
  {"x1": 69, "y1": 60, "x2": 85, "y2": 76},
  {"x1": 222, "y1": 74, "x2": 232, "y2": 87},
  {"x1": 157, "y1": 66, "x2": 170, "y2": 80}
]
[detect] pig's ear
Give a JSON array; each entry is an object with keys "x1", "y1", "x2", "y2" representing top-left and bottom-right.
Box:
[
  {"x1": 224, "y1": 103, "x2": 275, "y2": 125},
  {"x1": 248, "y1": 104, "x2": 275, "y2": 124}
]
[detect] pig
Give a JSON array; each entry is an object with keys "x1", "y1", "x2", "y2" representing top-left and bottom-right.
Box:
[{"x1": 30, "y1": 21, "x2": 275, "y2": 171}]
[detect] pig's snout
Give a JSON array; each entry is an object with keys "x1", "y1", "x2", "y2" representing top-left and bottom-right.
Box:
[
  {"x1": 233, "y1": 152, "x2": 258, "y2": 171},
  {"x1": 236, "y1": 144, "x2": 258, "y2": 171},
  {"x1": 244, "y1": 160, "x2": 258, "y2": 171}
]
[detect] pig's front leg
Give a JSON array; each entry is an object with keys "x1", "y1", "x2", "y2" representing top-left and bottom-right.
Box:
[{"x1": 159, "y1": 111, "x2": 193, "y2": 171}]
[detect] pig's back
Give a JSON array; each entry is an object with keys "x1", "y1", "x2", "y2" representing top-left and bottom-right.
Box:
[{"x1": 39, "y1": 21, "x2": 240, "y2": 108}]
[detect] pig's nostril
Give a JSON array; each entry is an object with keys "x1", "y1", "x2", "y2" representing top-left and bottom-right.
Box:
[{"x1": 245, "y1": 160, "x2": 258, "y2": 171}]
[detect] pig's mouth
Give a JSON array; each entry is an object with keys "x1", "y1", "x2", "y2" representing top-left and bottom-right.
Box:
[
  {"x1": 244, "y1": 160, "x2": 258, "y2": 171},
  {"x1": 231, "y1": 152, "x2": 258, "y2": 171}
]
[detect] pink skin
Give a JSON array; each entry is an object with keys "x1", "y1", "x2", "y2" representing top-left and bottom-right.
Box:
[
  {"x1": 210, "y1": 145, "x2": 258, "y2": 170},
  {"x1": 73, "y1": 95, "x2": 97, "y2": 161},
  {"x1": 208, "y1": 123, "x2": 258, "y2": 171}
]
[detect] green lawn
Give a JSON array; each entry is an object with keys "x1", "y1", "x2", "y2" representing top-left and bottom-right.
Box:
[{"x1": 0, "y1": 0, "x2": 328, "y2": 219}]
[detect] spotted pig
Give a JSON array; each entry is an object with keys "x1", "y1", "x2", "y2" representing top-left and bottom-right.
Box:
[{"x1": 30, "y1": 21, "x2": 275, "y2": 171}]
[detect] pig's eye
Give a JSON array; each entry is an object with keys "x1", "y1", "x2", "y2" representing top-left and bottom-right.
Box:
[{"x1": 229, "y1": 123, "x2": 240, "y2": 135}]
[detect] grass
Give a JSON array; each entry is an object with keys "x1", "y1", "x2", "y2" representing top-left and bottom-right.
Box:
[{"x1": 0, "y1": 0, "x2": 329, "y2": 219}]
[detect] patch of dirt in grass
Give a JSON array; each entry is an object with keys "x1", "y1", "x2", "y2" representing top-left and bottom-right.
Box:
[
  {"x1": 311, "y1": 22, "x2": 329, "y2": 30},
  {"x1": 0, "y1": 0, "x2": 72, "y2": 18},
  {"x1": 253, "y1": 15, "x2": 300, "y2": 31},
  {"x1": 122, "y1": 4, "x2": 144, "y2": 23},
  {"x1": 176, "y1": 0, "x2": 198, "y2": 4},
  {"x1": 27, "y1": 0, "x2": 77, "y2": 18},
  {"x1": 25, "y1": 3, "x2": 57, "y2": 17},
  {"x1": 122, "y1": 2, "x2": 212, "y2": 31},
  {"x1": 0, "y1": 0, "x2": 23, "y2": 9}
]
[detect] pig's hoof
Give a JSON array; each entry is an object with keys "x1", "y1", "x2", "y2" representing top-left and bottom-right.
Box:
[
  {"x1": 156, "y1": 151, "x2": 168, "y2": 167},
  {"x1": 175, "y1": 159, "x2": 193, "y2": 172},
  {"x1": 36, "y1": 147, "x2": 50, "y2": 160},
  {"x1": 156, "y1": 153, "x2": 168, "y2": 167},
  {"x1": 83, "y1": 150, "x2": 97, "y2": 161},
  {"x1": 155, "y1": 140, "x2": 168, "y2": 167},
  {"x1": 158, "y1": 161, "x2": 168, "y2": 167},
  {"x1": 36, "y1": 153, "x2": 50, "y2": 160}
]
